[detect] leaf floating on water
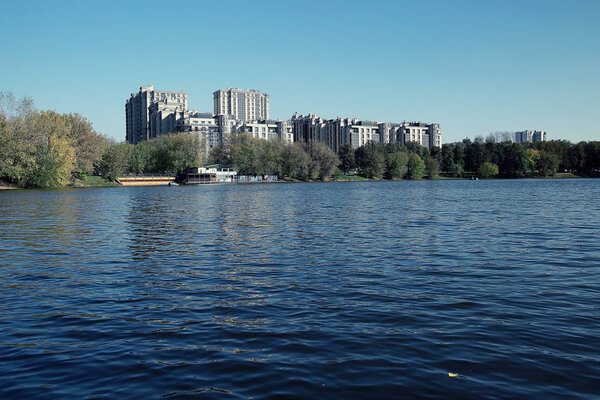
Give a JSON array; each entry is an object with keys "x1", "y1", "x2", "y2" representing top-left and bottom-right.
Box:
[{"x1": 448, "y1": 372, "x2": 459, "y2": 378}]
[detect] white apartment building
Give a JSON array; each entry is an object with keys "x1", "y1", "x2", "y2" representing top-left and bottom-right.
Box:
[
  {"x1": 148, "y1": 101, "x2": 187, "y2": 139},
  {"x1": 177, "y1": 112, "x2": 222, "y2": 149},
  {"x1": 213, "y1": 88, "x2": 269, "y2": 121},
  {"x1": 396, "y1": 122, "x2": 442, "y2": 149},
  {"x1": 126, "y1": 85, "x2": 187, "y2": 144},
  {"x1": 515, "y1": 130, "x2": 547, "y2": 143},
  {"x1": 291, "y1": 113, "x2": 441, "y2": 152},
  {"x1": 126, "y1": 85, "x2": 442, "y2": 154}
]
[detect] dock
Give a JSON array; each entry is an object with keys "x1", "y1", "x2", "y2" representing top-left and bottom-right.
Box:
[{"x1": 117, "y1": 176, "x2": 175, "y2": 186}]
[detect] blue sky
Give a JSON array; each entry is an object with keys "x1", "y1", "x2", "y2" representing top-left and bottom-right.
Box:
[{"x1": 1, "y1": 0, "x2": 598, "y2": 143}]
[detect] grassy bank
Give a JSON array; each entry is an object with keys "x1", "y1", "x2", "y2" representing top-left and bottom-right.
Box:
[
  {"x1": 335, "y1": 174, "x2": 369, "y2": 182},
  {"x1": 70, "y1": 175, "x2": 119, "y2": 187}
]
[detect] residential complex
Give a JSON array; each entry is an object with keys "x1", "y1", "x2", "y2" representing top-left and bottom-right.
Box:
[
  {"x1": 290, "y1": 114, "x2": 441, "y2": 152},
  {"x1": 125, "y1": 85, "x2": 442, "y2": 152},
  {"x1": 515, "y1": 130, "x2": 547, "y2": 143}
]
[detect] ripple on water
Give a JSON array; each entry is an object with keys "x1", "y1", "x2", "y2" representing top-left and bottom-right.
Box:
[{"x1": 0, "y1": 180, "x2": 599, "y2": 399}]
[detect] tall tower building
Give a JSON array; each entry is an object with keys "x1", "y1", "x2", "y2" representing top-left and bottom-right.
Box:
[
  {"x1": 213, "y1": 88, "x2": 269, "y2": 122},
  {"x1": 125, "y1": 85, "x2": 187, "y2": 144}
]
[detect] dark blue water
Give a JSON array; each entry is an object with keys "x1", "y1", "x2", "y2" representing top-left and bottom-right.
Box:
[{"x1": 1, "y1": 180, "x2": 599, "y2": 399}]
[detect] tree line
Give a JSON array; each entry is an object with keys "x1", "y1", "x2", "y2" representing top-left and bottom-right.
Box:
[
  {"x1": 437, "y1": 137, "x2": 600, "y2": 178},
  {"x1": 0, "y1": 93, "x2": 206, "y2": 187},
  {"x1": 208, "y1": 134, "x2": 339, "y2": 180},
  {"x1": 2, "y1": 92, "x2": 599, "y2": 188},
  {"x1": 216, "y1": 135, "x2": 600, "y2": 181}
]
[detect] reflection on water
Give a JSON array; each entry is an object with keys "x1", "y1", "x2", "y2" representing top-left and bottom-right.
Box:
[{"x1": 1, "y1": 180, "x2": 600, "y2": 399}]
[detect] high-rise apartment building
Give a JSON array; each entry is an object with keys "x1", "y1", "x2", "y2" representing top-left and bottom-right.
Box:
[
  {"x1": 125, "y1": 85, "x2": 187, "y2": 144},
  {"x1": 125, "y1": 85, "x2": 442, "y2": 154},
  {"x1": 213, "y1": 88, "x2": 269, "y2": 122},
  {"x1": 291, "y1": 113, "x2": 442, "y2": 152},
  {"x1": 515, "y1": 130, "x2": 546, "y2": 143}
]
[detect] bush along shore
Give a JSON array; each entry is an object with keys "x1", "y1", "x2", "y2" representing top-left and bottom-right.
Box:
[{"x1": 2, "y1": 92, "x2": 599, "y2": 189}]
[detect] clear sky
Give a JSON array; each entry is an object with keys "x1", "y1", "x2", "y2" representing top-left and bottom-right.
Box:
[{"x1": 1, "y1": 0, "x2": 599, "y2": 143}]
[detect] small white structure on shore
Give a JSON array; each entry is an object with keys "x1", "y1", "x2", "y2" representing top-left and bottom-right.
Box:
[{"x1": 182, "y1": 167, "x2": 237, "y2": 184}]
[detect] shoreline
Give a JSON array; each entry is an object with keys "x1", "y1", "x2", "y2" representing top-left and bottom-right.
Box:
[{"x1": 1, "y1": 173, "x2": 597, "y2": 191}]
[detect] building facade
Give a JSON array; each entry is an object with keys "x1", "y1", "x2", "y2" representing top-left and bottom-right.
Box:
[
  {"x1": 515, "y1": 130, "x2": 547, "y2": 143},
  {"x1": 125, "y1": 85, "x2": 187, "y2": 144},
  {"x1": 126, "y1": 85, "x2": 441, "y2": 154},
  {"x1": 213, "y1": 88, "x2": 269, "y2": 122},
  {"x1": 177, "y1": 112, "x2": 222, "y2": 149},
  {"x1": 290, "y1": 113, "x2": 441, "y2": 152},
  {"x1": 396, "y1": 122, "x2": 442, "y2": 149},
  {"x1": 148, "y1": 101, "x2": 186, "y2": 139}
]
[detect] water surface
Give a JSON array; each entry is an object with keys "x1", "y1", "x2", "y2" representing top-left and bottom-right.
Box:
[{"x1": 1, "y1": 179, "x2": 599, "y2": 398}]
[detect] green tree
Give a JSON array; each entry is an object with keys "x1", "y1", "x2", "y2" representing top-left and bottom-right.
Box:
[
  {"x1": 454, "y1": 142, "x2": 465, "y2": 169},
  {"x1": 155, "y1": 132, "x2": 205, "y2": 173},
  {"x1": 404, "y1": 141, "x2": 428, "y2": 160},
  {"x1": 338, "y1": 144, "x2": 356, "y2": 174},
  {"x1": 584, "y1": 141, "x2": 600, "y2": 173},
  {"x1": 208, "y1": 141, "x2": 232, "y2": 166},
  {"x1": 355, "y1": 143, "x2": 385, "y2": 179},
  {"x1": 499, "y1": 143, "x2": 529, "y2": 177},
  {"x1": 451, "y1": 163, "x2": 464, "y2": 178},
  {"x1": 281, "y1": 142, "x2": 310, "y2": 179},
  {"x1": 567, "y1": 142, "x2": 586, "y2": 172},
  {"x1": 441, "y1": 144, "x2": 456, "y2": 173},
  {"x1": 536, "y1": 151, "x2": 559, "y2": 176},
  {"x1": 99, "y1": 141, "x2": 131, "y2": 180},
  {"x1": 229, "y1": 133, "x2": 260, "y2": 174},
  {"x1": 260, "y1": 138, "x2": 285, "y2": 176},
  {"x1": 129, "y1": 139, "x2": 158, "y2": 173},
  {"x1": 430, "y1": 145, "x2": 442, "y2": 166},
  {"x1": 385, "y1": 151, "x2": 408, "y2": 179},
  {"x1": 526, "y1": 148, "x2": 540, "y2": 174},
  {"x1": 464, "y1": 140, "x2": 486, "y2": 173},
  {"x1": 425, "y1": 157, "x2": 439, "y2": 179},
  {"x1": 477, "y1": 161, "x2": 499, "y2": 178},
  {"x1": 306, "y1": 141, "x2": 339, "y2": 180},
  {"x1": 406, "y1": 153, "x2": 426, "y2": 180}
]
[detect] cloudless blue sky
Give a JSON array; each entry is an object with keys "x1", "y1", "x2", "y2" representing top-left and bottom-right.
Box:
[{"x1": 1, "y1": 0, "x2": 599, "y2": 143}]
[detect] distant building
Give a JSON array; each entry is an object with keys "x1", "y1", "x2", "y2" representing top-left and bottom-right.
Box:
[
  {"x1": 125, "y1": 85, "x2": 441, "y2": 153},
  {"x1": 515, "y1": 130, "x2": 546, "y2": 143},
  {"x1": 236, "y1": 119, "x2": 293, "y2": 143},
  {"x1": 148, "y1": 100, "x2": 186, "y2": 139},
  {"x1": 291, "y1": 113, "x2": 441, "y2": 152},
  {"x1": 396, "y1": 122, "x2": 442, "y2": 149},
  {"x1": 213, "y1": 88, "x2": 269, "y2": 122},
  {"x1": 125, "y1": 85, "x2": 187, "y2": 144},
  {"x1": 177, "y1": 112, "x2": 222, "y2": 149},
  {"x1": 291, "y1": 113, "x2": 325, "y2": 143}
]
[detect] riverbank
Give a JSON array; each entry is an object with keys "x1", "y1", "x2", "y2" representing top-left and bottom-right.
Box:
[
  {"x1": 2, "y1": 172, "x2": 598, "y2": 190},
  {"x1": 70, "y1": 175, "x2": 119, "y2": 187},
  {"x1": 0, "y1": 179, "x2": 16, "y2": 190}
]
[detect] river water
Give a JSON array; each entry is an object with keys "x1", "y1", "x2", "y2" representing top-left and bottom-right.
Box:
[{"x1": 1, "y1": 179, "x2": 599, "y2": 399}]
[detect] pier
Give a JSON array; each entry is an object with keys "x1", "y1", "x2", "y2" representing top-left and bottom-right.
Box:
[{"x1": 117, "y1": 175, "x2": 175, "y2": 186}]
